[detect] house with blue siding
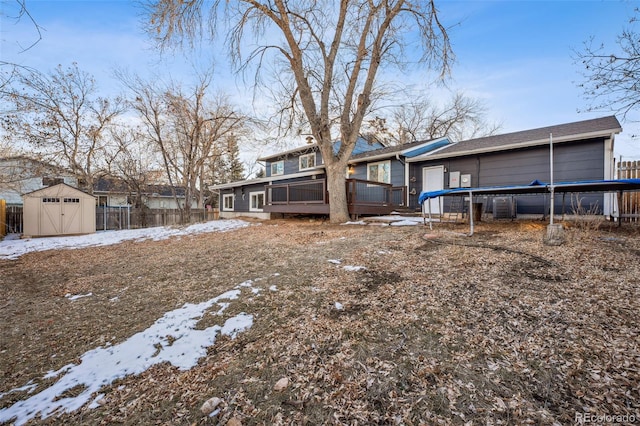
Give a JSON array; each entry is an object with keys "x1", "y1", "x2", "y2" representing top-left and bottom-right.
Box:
[{"x1": 211, "y1": 116, "x2": 621, "y2": 220}]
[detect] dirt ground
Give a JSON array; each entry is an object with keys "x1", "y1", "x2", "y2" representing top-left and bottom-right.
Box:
[{"x1": 1, "y1": 218, "x2": 639, "y2": 425}]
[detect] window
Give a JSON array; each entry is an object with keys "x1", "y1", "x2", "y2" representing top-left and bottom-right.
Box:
[
  {"x1": 271, "y1": 161, "x2": 284, "y2": 176},
  {"x1": 299, "y1": 153, "x2": 316, "y2": 171},
  {"x1": 249, "y1": 191, "x2": 265, "y2": 212},
  {"x1": 42, "y1": 197, "x2": 60, "y2": 203},
  {"x1": 367, "y1": 160, "x2": 391, "y2": 184},
  {"x1": 64, "y1": 198, "x2": 80, "y2": 203},
  {"x1": 222, "y1": 194, "x2": 234, "y2": 211}
]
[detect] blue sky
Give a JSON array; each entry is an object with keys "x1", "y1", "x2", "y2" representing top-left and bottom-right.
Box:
[{"x1": 1, "y1": 0, "x2": 639, "y2": 160}]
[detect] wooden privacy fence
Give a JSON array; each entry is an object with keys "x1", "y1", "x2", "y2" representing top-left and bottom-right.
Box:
[
  {"x1": 618, "y1": 160, "x2": 639, "y2": 222},
  {"x1": 130, "y1": 208, "x2": 215, "y2": 229},
  {"x1": 3, "y1": 205, "x2": 23, "y2": 235},
  {"x1": 4, "y1": 206, "x2": 216, "y2": 235},
  {"x1": 97, "y1": 207, "x2": 217, "y2": 230}
]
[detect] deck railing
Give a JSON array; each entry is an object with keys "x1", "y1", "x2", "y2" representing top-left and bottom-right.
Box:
[
  {"x1": 264, "y1": 178, "x2": 405, "y2": 212},
  {"x1": 267, "y1": 179, "x2": 327, "y2": 205},
  {"x1": 346, "y1": 178, "x2": 405, "y2": 207}
]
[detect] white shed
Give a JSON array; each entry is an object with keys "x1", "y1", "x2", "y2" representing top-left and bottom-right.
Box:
[{"x1": 23, "y1": 183, "x2": 96, "y2": 237}]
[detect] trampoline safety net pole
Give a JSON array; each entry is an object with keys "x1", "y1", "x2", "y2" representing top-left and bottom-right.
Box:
[
  {"x1": 468, "y1": 190, "x2": 474, "y2": 236},
  {"x1": 549, "y1": 133, "x2": 555, "y2": 225}
]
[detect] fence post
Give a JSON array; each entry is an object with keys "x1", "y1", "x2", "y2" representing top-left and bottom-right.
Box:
[{"x1": 0, "y1": 199, "x2": 5, "y2": 237}]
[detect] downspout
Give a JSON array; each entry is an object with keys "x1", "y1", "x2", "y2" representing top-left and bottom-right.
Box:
[
  {"x1": 603, "y1": 135, "x2": 615, "y2": 218},
  {"x1": 398, "y1": 153, "x2": 409, "y2": 207}
]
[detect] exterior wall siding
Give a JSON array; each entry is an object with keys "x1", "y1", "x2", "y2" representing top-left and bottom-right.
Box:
[
  {"x1": 351, "y1": 157, "x2": 405, "y2": 187},
  {"x1": 478, "y1": 139, "x2": 604, "y2": 186},
  {"x1": 266, "y1": 149, "x2": 322, "y2": 177},
  {"x1": 220, "y1": 182, "x2": 273, "y2": 213},
  {"x1": 409, "y1": 138, "x2": 606, "y2": 215}
]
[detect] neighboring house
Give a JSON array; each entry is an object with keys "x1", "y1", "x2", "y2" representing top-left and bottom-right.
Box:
[
  {"x1": 0, "y1": 157, "x2": 78, "y2": 205},
  {"x1": 93, "y1": 177, "x2": 198, "y2": 209},
  {"x1": 212, "y1": 116, "x2": 622, "y2": 220}
]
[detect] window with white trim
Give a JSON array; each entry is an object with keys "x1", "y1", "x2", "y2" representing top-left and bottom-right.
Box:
[
  {"x1": 367, "y1": 160, "x2": 391, "y2": 184},
  {"x1": 222, "y1": 194, "x2": 234, "y2": 211},
  {"x1": 271, "y1": 160, "x2": 284, "y2": 176},
  {"x1": 249, "y1": 191, "x2": 265, "y2": 212},
  {"x1": 299, "y1": 153, "x2": 316, "y2": 171}
]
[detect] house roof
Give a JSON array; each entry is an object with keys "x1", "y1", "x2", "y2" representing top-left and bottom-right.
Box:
[
  {"x1": 349, "y1": 137, "x2": 451, "y2": 162},
  {"x1": 408, "y1": 115, "x2": 621, "y2": 162},
  {"x1": 258, "y1": 137, "x2": 386, "y2": 162},
  {"x1": 93, "y1": 177, "x2": 189, "y2": 198}
]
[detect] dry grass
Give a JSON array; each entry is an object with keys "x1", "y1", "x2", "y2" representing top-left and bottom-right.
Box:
[{"x1": 1, "y1": 218, "x2": 639, "y2": 425}]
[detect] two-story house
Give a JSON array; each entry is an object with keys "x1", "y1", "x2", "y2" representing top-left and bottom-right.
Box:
[
  {"x1": 211, "y1": 116, "x2": 623, "y2": 220},
  {"x1": 211, "y1": 136, "x2": 451, "y2": 219},
  {"x1": 0, "y1": 156, "x2": 78, "y2": 205}
]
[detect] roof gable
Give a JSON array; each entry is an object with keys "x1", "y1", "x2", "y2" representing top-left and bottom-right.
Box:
[{"x1": 23, "y1": 182, "x2": 94, "y2": 198}]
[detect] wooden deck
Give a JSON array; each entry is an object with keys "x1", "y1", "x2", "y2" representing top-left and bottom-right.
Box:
[{"x1": 263, "y1": 178, "x2": 406, "y2": 216}]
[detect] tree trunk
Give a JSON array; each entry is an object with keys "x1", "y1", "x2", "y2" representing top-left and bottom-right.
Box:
[{"x1": 326, "y1": 163, "x2": 350, "y2": 223}]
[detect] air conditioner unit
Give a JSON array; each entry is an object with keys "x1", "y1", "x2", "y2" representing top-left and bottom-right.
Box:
[{"x1": 493, "y1": 196, "x2": 516, "y2": 219}]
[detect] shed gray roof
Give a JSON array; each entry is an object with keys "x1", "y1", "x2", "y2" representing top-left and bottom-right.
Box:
[{"x1": 419, "y1": 115, "x2": 621, "y2": 160}]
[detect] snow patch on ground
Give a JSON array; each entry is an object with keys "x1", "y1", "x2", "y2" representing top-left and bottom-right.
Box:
[
  {"x1": 343, "y1": 265, "x2": 366, "y2": 272},
  {"x1": 0, "y1": 279, "x2": 264, "y2": 426},
  {"x1": 340, "y1": 215, "x2": 426, "y2": 226},
  {"x1": 65, "y1": 293, "x2": 93, "y2": 301},
  {"x1": 0, "y1": 219, "x2": 251, "y2": 260}
]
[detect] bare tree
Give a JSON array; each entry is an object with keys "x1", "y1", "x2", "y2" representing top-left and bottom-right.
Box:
[
  {"x1": 147, "y1": 0, "x2": 452, "y2": 223},
  {"x1": 104, "y1": 126, "x2": 153, "y2": 206},
  {"x1": 0, "y1": 63, "x2": 123, "y2": 193},
  {"x1": 1, "y1": 0, "x2": 44, "y2": 90},
  {"x1": 120, "y1": 71, "x2": 247, "y2": 222},
  {"x1": 575, "y1": 8, "x2": 640, "y2": 122},
  {"x1": 387, "y1": 92, "x2": 501, "y2": 144},
  {"x1": 0, "y1": 139, "x2": 21, "y2": 157}
]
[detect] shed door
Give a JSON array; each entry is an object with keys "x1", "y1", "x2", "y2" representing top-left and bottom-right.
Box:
[
  {"x1": 422, "y1": 166, "x2": 444, "y2": 215},
  {"x1": 41, "y1": 197, "x2": 62, "y2": 235},
  {"x1": 40, "y1": 196, "x2": 83, "y2": 235},
  {"x1": 62, "y1": 197, "x2": 82, "y2": 234}
]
